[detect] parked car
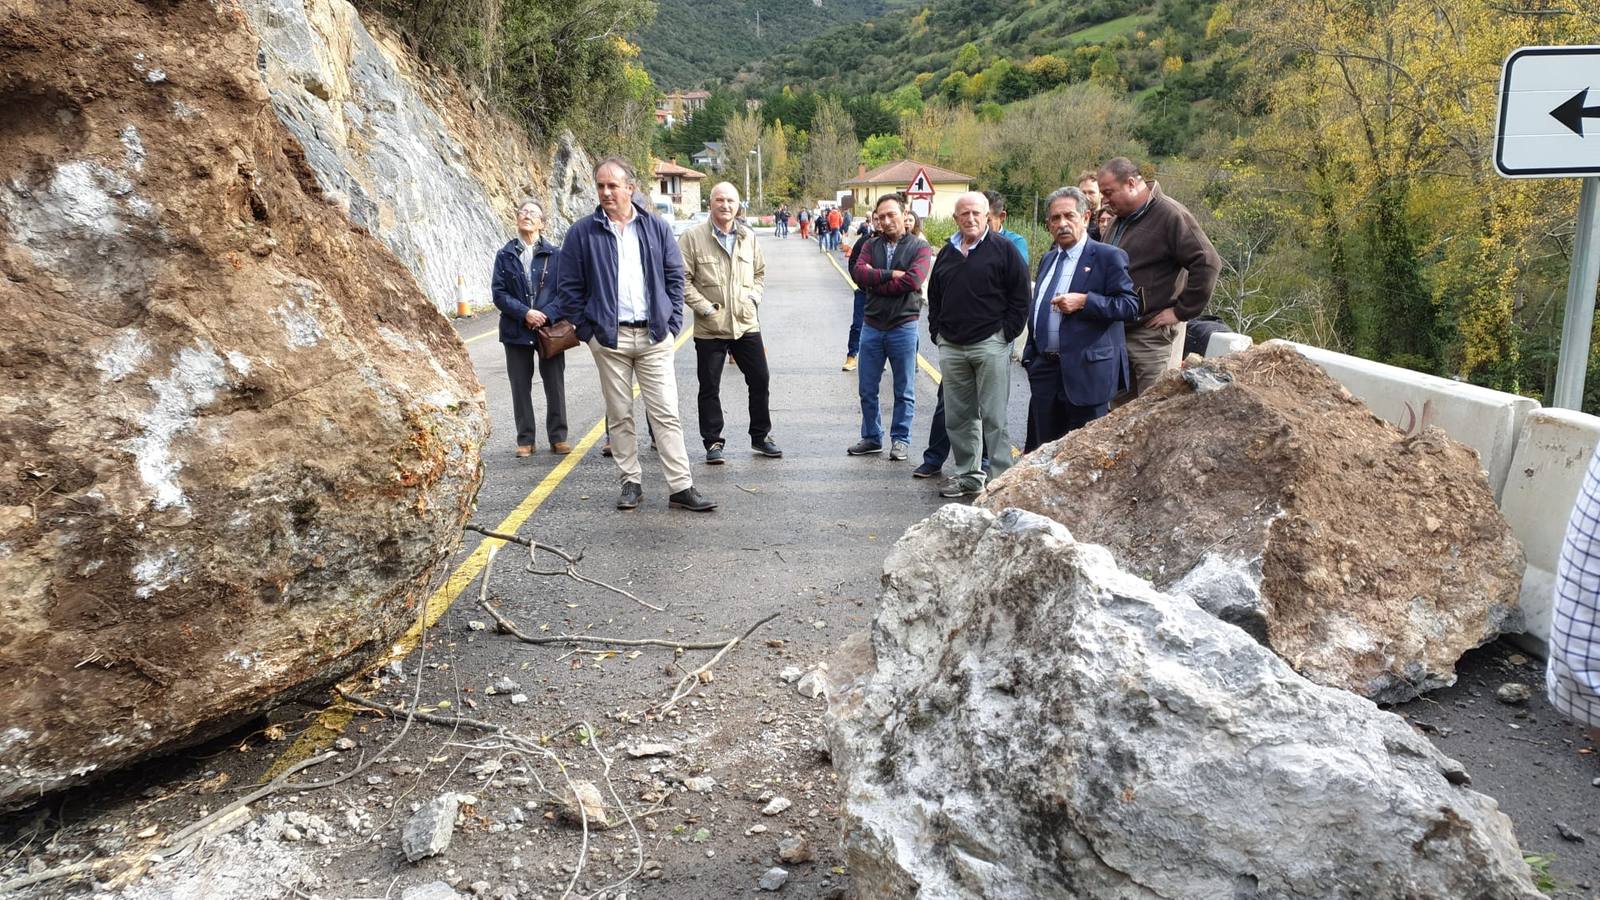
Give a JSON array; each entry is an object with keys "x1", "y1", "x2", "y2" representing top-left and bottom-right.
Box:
[{"x1": 672, "y1": 211, "x2": 709, "y2": 237}]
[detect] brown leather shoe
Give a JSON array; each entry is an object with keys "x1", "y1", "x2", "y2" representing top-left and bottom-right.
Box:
[
  {"x1": 550, "y1": 441, "x2": 573, "y2": 455},
  {"x1": 515, "y1": 445, "x2": 533, "y2": 458}
]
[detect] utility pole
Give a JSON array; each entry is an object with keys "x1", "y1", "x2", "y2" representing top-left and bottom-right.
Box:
[
  {"x1": 755, "y1": 7, "x2": 761, "y2": 40},
  {"x1": 755, "y1": 142, "x2": 764, "y2": 213},
  {"x1": 744, "y1": 152, "x2": 752, "y2": 214}
]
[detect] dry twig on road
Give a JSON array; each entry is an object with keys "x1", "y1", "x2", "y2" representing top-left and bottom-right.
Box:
[{"x1": 465, "y1": 523, "x2": 665, "y2": 611}]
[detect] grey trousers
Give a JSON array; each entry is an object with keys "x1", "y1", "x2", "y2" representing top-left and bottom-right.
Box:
[
  {"x1": 504, "y1": 343, "x2": 567, "y2": 448},
  {"x1": 939, "y1": 331, "x2": 1013, "y2": 486}
]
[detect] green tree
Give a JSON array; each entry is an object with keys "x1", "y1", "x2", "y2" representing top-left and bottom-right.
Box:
[
  {"x1": 861, "y1": 134, "x2": 906, "y2": 168},
  {"x1": 802, "y1": 96, "x2": 859, "y2": 200},
  {"x1": 953, "y1": 41, "x2": 982, "y2": 74}
]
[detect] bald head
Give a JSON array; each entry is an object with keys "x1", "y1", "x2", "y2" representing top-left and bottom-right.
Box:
[
  {"x1": 954, "y1": 191, "x2": 990, "y2": 245},
  {"x1": 709, "y1": 181, "x2": 741, "y2": 229}
]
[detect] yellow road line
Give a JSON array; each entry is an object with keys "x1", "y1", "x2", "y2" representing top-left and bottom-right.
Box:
[
  {"x1": 464, "y1": 329, "x2": 496, "y2": 345},
  {"x1": 268, "y1": 326, "x2": 693, "y2": 777},
  {"x1": 824, "y1": 251, "x2": 942, "y2": 385}
]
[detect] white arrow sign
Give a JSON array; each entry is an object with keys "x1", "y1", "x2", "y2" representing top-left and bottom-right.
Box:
[{"x1": 1496, "y1": 45, "x2": 1600, "y2": 178}]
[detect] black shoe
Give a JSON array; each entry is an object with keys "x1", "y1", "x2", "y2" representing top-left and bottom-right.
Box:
[
  {"x1": 706, "y1": 442, "x2": 725, "y2": 465},
  {"x1": 601, "y1": 440, "x2": 613, "y2": 458},
  {"x1": 669, "y1": 487, "x2": 717, "y2": 512},
  {"x1": 847, "y1": 440, "x2": 883, "y2": 456},
  {"x1": 911, "y1": 462, "x2": 941, "y2": 479},
  {"x1": 751, "y1": 438, "x2": 783, "y2": 458},
  {"x1": 617, "y1": 482, "x2": 642, "y2": 510}
]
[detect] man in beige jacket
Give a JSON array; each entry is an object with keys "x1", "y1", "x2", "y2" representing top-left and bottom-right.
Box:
[{"x1": 681, "y1": 182, "x2": 781, "y2": 464}]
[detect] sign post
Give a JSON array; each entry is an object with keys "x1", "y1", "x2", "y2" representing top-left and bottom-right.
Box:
[
  {"x1": 905, "y1": 166, "x2": 935, "y2": 219},
  {"x1": 1496, "y1": 46, "x2": 1600, "y2": 409}
]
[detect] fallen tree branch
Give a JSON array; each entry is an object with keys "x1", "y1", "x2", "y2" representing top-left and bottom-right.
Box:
[
  {"x1": 464, "y1": 523, "x2": 665, "y2": 612},
  {"x1": 479, "y1": 600, "x2": 734, "y2": 651},
  {"x1": 653, "y1": 613, "x2": 779, "y2": 715},
  {"x1": 335, "y1": 688, "x2": 504, "y2": 733},
  {"x1": 159, "y1": 751, "x2": 337, "y2": 853},
  {"x1": 0, "y1": 860, "x2": 99, "y2": 894}
]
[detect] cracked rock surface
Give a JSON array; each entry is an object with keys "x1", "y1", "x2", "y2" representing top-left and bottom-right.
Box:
[{"x1": 827, "y1": 504, "x2": 1542, "y2": 899}]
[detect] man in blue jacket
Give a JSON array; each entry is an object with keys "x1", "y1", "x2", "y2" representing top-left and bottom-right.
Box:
[
  {"x1": 491, "y1": 199, "x2": 569, "y2": 458},
  {"x1": 553, "y1": 157, "x2": 715, "y2": 512},
  {"x1": 1022, "y1": 185, "x2": 1142, "y2": 450}
]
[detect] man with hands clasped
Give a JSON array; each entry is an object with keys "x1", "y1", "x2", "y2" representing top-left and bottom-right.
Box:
[
  {"x1": 1022, "y1": 185, "x2": 1142, "y2": 450},
  {"x1": 680, "y1": 182, "x2": 782, "y2": 465}
]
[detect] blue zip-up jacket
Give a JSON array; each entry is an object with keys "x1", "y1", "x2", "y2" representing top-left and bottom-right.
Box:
[
  {"x1": 490, "y1": 236, "x2": 562, "y2": 346},
  {"x1": 552, "y1": 197, "x2": 684, "y2": 348}
]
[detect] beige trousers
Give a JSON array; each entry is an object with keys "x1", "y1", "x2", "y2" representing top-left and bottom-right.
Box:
[
  {"x1": 590, "y1": 327, "x2": 694, "y2": 493},
  {"x1": 1118, "y1": 321, "x2": 1184, "y2": 402}
]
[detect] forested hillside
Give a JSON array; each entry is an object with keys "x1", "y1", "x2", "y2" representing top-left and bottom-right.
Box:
[
  {"x1": 634, "y1": 0, "x2": 890, "y2": 89},
  {"x1": 647, "y1": 0, "x2": 1600, "y2": 410}
]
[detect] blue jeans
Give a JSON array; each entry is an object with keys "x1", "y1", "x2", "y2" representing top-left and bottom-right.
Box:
[
  {"x1": 858, "y1": 322, "x2": 918, "y2": 444},
  {"x1": 846, "y1": 290, "x2": 866, "y2": 357}
]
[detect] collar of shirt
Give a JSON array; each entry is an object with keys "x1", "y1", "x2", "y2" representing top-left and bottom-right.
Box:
[
  {"x1": 711, "y1": 222, "x2": 737, "y2": 255},
  {"x1": 950, "y1": 226, "x2": 990, "y2": 256}
]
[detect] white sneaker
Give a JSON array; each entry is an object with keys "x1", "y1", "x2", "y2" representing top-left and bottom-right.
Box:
[{"x1": 889, "y1": 441, "x2": 909, "y2": 461}]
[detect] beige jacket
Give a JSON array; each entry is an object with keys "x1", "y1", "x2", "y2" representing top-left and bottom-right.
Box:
[{"x1": 679, "y1": 220, "x2": 765, "y2": 340}]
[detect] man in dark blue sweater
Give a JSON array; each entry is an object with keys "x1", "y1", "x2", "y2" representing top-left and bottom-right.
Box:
[{"x1": 927, "y1": 192, "x2": 1031, "y2": 498}]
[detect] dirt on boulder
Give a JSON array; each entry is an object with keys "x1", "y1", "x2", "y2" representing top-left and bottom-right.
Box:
[
  {"x1": 0, "y1": 0, "x2": 485, "y2": 808},
  {"x1": 982, "y1": 344, "x2": 1523, "y2": 703}
]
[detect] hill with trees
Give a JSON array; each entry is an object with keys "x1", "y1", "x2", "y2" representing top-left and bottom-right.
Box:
[
  {"x1": 646, "y1": 0, "x2": 1600, "y2": 411},
  {"x1": 634, "y1": 0, "x2": 890, "y2": 90}
]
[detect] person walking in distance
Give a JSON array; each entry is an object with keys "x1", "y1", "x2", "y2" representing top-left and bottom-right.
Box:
[
  {"x1": 553, "y1": 157, "x2": 716, "y2": 512},
  {"x1": 1097, "y1": 157, "x2": 1220, "y2": 400},
  {"x1": 680, "y1": 182, "x2": 783, "y2": 465},
  {"x1": 926, "y1": 192, "x2": 1030, "y2": 498},
  {"x1": 490, "y1": 198, "x2": 570, "y2": 458},
  {"x1": 774, "y1": 203, "x2": 791, "y2": 238},
  {"x1": 797, "y1": 206, "x2": 811, "y2": 241},
  {"x1": 848, "y1": 192, "x2": 931, "y2": 460},
  {"x1": 1022, "y1": 186, "x2": 1141, "y2": 448}
]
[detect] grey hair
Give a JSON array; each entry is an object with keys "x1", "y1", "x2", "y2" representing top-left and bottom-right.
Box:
[
  {"x1": 1096, "y1": 156, "x2": 1142, "y2": 183},
  {"x1": 517, "y1": 197, "x2": 544, "y2": 216},
  {"x1": 1044, "y1": 185, "x2": 1089, "y2": 214},
  {"x1": 593, "y1": 156, "x2": 637, "y2": 184}
]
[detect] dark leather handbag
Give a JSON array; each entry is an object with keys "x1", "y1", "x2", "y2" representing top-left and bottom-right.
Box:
[{"x1": 535, "y1": 319, "x2": 579, "y2": 357}]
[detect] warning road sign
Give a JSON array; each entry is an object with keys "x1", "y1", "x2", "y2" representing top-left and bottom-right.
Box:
[{"x1": 905, "y1": 166, "x2": 935, "y2": 198}]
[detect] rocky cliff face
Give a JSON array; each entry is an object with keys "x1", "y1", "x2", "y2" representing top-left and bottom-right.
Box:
[
  {"x1": 0, "y1": 0, "x2": 487, "y2": 806},
  {"x1": 240, "y1": 0, "x2": 596, "y2": 314}
]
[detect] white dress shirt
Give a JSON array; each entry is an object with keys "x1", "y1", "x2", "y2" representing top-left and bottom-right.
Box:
[
  {"x1": 605, "y1": 212, "x2": 648, "y2": 323},
  {"x1": 1032, "y1": 235, "x2": 1087, "y2": 353}
]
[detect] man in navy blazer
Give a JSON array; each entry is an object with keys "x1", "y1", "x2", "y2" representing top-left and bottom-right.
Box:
[{"x1": 1022, "y1": 186, "x2": 1143, "y2": 450}]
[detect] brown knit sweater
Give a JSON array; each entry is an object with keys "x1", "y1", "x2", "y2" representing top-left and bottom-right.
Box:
[{"x1": 1109, "y1": 182, "x2": 1220, "y2": 322}]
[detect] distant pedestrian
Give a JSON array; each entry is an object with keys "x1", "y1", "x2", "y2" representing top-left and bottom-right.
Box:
[
  {"x1": 797, "y1": 207, "x2": 811, "y2": 240},
  {"x1": 1550, "y1": 443, "x2": 1600, "y2": 747},
  {"x1": 826, "y1": 206, "x2": 843, "y2": 251},
  {"x1": 554, "y1": 157, "x2": 716, "y2": 512},
  {"x1": 774, "y1": 203, "x2": 791, "y2": 238},
  {"x1": 848, "y1": 193, "x2": 931, "y2": 460},
  {"x1": 1023, "y1": 185, "x2": 1141, "y2": 448},
  {"x1": 680, "y1": 182, "x2": 782, "y2": 465},
  {"x1": 842, "y1": 216, "x2": 874, "y2": 371},
  {"x1": 490, "y1": 198, "x2": 570, "y2": 458},
  {"x1": 1098, "y1": 157, "x2": 1220, "y2": 400},
  {"x1": 926, "y1": 192, "x2": 1030, "y2": 498}
]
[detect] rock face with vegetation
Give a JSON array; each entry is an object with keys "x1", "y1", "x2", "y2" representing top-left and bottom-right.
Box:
[
  {"x1": 982, "y1": 345, "x2": 1524, "y2": 703},
  {"x1": 0, "y1": 0, "x2": 485, "y2": 807},
  {"x1": 241, "y1": 0, "x2": 595, "y2": 314},
  {"x1": 828, "y1": 505, "x2": 1542, "y2": 899}
]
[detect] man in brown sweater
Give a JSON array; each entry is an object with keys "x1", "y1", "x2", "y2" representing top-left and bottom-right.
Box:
[{"x1": 1097, "y1": 157, "x2": 1221, "y2": 398}]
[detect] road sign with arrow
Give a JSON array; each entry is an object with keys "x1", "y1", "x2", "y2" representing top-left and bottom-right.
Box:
[
  {"x1": 1495, "y1": 45, "x2": 1600, "y2": 177},
  {"x1": 1496, "y1": 45, "x2": 1600, "y2": 411}
]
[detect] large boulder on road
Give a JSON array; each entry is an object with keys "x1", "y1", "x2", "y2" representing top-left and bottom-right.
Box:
[
  {"x1": 981, "y1": 344, "x2": 1523, "y2": 702},
  {"x1": 827, "y1": 505, "x2": 1541, "y2": 899},
  {"x1": 0, "y1": 1, "x2": 485, "y2": 807}
]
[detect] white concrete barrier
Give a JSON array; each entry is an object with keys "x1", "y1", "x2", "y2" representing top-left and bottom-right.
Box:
[
  {"x1": 1204, "y1": 331, "x2": 1254, "y2": 357},
  {"x1": 1499, "y1": 408, "x2": 1600, "y2": 654},
  {"x1": 1264, "y1": 340, "x2": 1539, "y2": 501}
]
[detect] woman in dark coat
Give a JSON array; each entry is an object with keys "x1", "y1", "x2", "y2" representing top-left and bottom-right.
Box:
[{"x1": 491, "y1": 199, "x2": 570, "y2": 457}]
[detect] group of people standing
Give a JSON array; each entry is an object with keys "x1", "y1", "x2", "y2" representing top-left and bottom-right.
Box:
[
  {"x1": 490, "y1": 153, "x2": 1217, "y2": 510},
  {"x1": 844, "y1": 157, "x2": 1220, "y2": 499},
  {"x1": 491, "y1": 158, "x2": 780, "y2": 512}
]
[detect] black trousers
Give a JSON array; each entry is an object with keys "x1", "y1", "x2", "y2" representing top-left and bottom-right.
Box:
[
  {"x1": 1024, "y1": 354, "x2": 1106, "y2": 452},
  {"x1": 694, "y1": 332, "x2": 771, "y2": 449},
  {"x1": 504, "y1": 343, "x2": 567, "y2": 448}
]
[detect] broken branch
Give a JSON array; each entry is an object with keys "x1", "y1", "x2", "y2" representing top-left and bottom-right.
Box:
[
  {"x1": 653, "y1": 613, "x2": 779, "y2": 715},
  {"x1": 479, "y1": 600, "x2": 737, "y2": 650},
  {"x1": 465, "y1": 523, "x2": 665, "y2": 612}
]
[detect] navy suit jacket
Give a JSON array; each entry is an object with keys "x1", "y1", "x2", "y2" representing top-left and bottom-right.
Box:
[{"x1": 1022, "y1": 238, "x2": 1142, "y2": 407}]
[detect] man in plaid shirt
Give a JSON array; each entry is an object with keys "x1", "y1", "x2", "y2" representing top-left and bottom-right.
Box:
[{"x1": 1550, "y1": 444, "x2": 1600, "y2": 743}]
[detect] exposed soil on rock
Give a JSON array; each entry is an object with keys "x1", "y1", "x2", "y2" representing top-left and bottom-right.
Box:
[
  {"x1": 983, "y1": 344, "x2": 1523, "y2": 703},
  {"x1": 0, "y1": 0, "x2": 484, "y2": 807}
]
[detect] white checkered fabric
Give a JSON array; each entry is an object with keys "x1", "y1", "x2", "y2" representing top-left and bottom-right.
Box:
[{"x1": 1548, "y1": 443, "x2": 1600, "y2": 728}]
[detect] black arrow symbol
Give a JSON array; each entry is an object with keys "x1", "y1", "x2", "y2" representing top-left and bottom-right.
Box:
[{"x1": 1551, "y1": 87, "x2": 1600, "y2": 137}]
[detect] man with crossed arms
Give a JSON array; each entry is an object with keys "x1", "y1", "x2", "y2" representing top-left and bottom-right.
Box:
[{"x1": 1022, "y1": 185, "x2": 1142, "y2": 449}]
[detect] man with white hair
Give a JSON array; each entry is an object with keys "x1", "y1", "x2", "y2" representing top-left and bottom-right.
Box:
[
  {"x1": 926, "y1": 191, "x2": 1031, "y2": 499},
  {"x1": 679, "y1": 182, "x2": 781, "y2": 464}
]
